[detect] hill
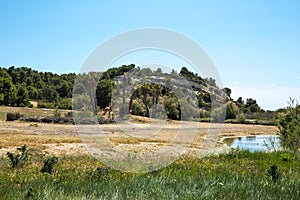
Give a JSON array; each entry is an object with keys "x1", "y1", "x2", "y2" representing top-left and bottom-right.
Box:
[{"x1": 0, "y1": 65, "x2": 272, "y2": 121}]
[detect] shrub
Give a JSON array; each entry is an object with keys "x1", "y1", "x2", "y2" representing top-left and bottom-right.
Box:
[
  {"x1": 7, "y1": 145, "x2": 28, "y2": 168},
  {"x1": 41, "y1": 156, "x2": 58, "y2": 174},
  {"x1": 267, "y1": 164, "x2": 280, "y2": 182},
  {"x1": 225, "y1": 101, "x2": 239, "y2": 119},
  {"x1": 65, "y1": 111, "x2": 73, "y2": 118},
  {"x1": 163, "y1": 96, "x2": 180, "y2": 120},
  {"x1": 26, "y1": 187, "x2": 34, "y2": 198},
  {"x1": 280, "y1": 153, "x2": 291, "y2": 162},
  {"x1": 6, "y1": 112, "x2": 21, "y2": 121},
  {"x1": 131, "y1": 99, "x2": 145, "y2": 116},
  {"x1": 57, "y1": 98, "x2": 72, "y2": 110},
  {"x1": 19, "y1": 103, "x2": 25, "y2": 107},
  {"x1": 37, "y1": 102, "x2": 56, "y2": 109},
  {"x1": 277, "y1": 98, "x2": 300, "y2": 152},
  {"x1": 89, "y1": 166, "x2": 112, "y2": 182},
  {"x1": 53, "y1": 108, "x2": 61, "y2": 119}
]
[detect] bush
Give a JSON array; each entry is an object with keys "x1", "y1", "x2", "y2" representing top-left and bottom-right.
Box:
[
  {"x1": 37, "y1": 101, "x2": 56, "y2": 109},
  {"x1": 57, "y1": 98, "x2": 72, "y2": 110},
  {"x1": 6, "y1": 112, "x2": 21, "y2": 121},
  {"x1": 267, "y1": 164, "x2": 280, "y2": 182},
  {"x1": 277, "y1": 98, "x2": 300, "y2": 152},
  {"x1": 225, "y1": 101, "x2": 239, "y2": 119},
  {"x1": 280, "y1": 153, "x2": 291, "y2": 162},
  {"x1": 65, "y1": 111, "x2": 73, "y2": 118},
  {"x1": 41, "y1": 156, "x2": 58, "y2": 174},
  {"x1": 53, "y1": 108, "x2": 61, "y2": 119},
  {"x1": 89, "y1": 166, "x2": 112, "y2": 182},
  {"x1": 6, "y1": 145, "x2": 28, "y2": 168},
  {"x1": 19, "y1": 103, "x2": 25, "y2": 107},
  {"x1": 163, "y1": 96, "x2": 180, "y2": 120},
  {"x1": 131, "y1": 99, "x2": 145, "y2": 116}
]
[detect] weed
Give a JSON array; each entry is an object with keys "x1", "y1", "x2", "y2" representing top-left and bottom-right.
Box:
[
  {"x1": 281, "y1": 153, "x2": 291, "y2": 162},
  {"x1": 263, "y1": 136, "x2": 278, "y2": 151},
  {"x1": 268, "y1": 164, "x2": 280, "y2": 182},
  {"x1": 90, "y1": 166, "x2": 112, "y2": 181},
  {"x1": 6, "y1": 144, "x2": 28, "y2": 168},
  {"x1": 41, "y1": 156, "x2": 58, "y2": 174},
  {"x1": 0, "y1": 150, "x2": 299, "y2": 199},
  {"x1": 25, "y1": 187, "x2": 34, "y2": 198},
  {"x1": 53, "y1": 108, "x2": 61, "y2": 119}
]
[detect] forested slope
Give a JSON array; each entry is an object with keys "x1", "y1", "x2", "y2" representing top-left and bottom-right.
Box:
[{"x1": 0, "y1": 65, "x2": 269, "y2": 120}]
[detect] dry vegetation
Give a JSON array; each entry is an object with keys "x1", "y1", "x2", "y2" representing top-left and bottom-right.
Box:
[
  {"x1": 0, "y1": 106, "x2": 278, "y2": 157},
  {"x1": 0, "y1": 116, "x2": 278, "y2": 157},
  {"x1": 0, "y1": 106, "x2": 70, "y2": 121}
]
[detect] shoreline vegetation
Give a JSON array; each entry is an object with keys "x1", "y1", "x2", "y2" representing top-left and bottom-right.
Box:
[{"x1": 0, "y1": 146, "x2": 299, "y2": 199}]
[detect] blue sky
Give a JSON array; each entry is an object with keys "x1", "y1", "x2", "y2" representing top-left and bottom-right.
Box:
[{"x1": 0, "y1": 0, "x2": 299, "y2": 110}]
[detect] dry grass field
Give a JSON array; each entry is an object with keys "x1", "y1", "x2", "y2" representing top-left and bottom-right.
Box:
[
  {"x1": 0, "y1": 106, "x2": 70, "y2": 121},
  {"x1": 0, "y1": 114, "x2": 278, "y2": 157}
]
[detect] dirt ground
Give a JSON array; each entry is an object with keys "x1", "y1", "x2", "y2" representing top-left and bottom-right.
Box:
[{"x1": 0, "y1": 119, "x2": 278, "y2": 158}]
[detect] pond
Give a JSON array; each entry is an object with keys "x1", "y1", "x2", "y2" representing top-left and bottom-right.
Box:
[{"x1": 222, "y1": 135, "x2": 280, "y2": 152}]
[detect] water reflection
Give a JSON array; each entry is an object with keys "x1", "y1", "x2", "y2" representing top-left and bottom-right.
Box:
[{"x1": 223, "y1": 135, "x2": 280, "y2": 152}]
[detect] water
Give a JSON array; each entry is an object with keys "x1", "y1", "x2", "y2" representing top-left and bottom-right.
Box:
[{"x1": 223, "y1": 135, "x2": 280, "y2": 152}]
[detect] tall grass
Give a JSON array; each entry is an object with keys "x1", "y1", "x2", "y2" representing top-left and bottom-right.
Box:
[{"x1": 0, "y1": 150, "x2": 299, "y2": 199}]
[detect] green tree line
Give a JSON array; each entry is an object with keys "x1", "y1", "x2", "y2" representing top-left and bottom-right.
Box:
[
  {"x1": 0, "y1": 66, "x2": 75, "y2": 109},
  {"x1": 0, "y1": 65, "x2": 268, "y2": 120}
]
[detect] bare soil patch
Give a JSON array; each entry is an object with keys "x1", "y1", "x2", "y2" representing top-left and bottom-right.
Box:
[{"x1": 0, "y1": 120, "x2": 278, "y2": 157}]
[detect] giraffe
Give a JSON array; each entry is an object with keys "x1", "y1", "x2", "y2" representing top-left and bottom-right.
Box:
[{"x1": 103, "y1": 106, "x2": 111, "y2": 118}]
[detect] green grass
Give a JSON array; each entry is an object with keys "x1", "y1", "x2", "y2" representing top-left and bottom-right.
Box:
[
  {"x1": 0, "y1": 149, "x2": 299, "y2": 199},
  {"x1": 225, "y1": 118, "x2": 276, "y2": 126}
]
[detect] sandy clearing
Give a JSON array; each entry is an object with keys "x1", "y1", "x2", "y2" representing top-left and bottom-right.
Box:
[{"x1": 0, "y1": 121, "x2": 278, "y2": 157}]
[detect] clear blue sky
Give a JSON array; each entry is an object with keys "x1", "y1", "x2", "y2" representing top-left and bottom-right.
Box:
[{"x1": 0, "y1": 0, "x2": 299, "y2": 110}]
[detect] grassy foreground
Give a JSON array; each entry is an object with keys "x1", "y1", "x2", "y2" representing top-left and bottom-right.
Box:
[{"x1": 0, "y1": 149, "x2": 299, "y2": 200}]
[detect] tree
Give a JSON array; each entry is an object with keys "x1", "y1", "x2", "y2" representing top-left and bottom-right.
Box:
[
  {"x1": 155, "y1": 68, "x2": 162, "y2": 74},
  {"x1": 180, "y1": 67, "x2": 194, "y2": 79},
  {"x1": 205, "y1": 78, "x2": 217, "y2": 87},
  {"x1": 85, "y1": 72, "x2": 99, "y2": 115},
  {"x1": 163, "y1": 94, "x2": 180, "y2": 120},
  {"x1": 72, "y1": 93, "x2": 94, "y2": 117},
  {"x1": 222, "y1": 87, "x2": 232, "y2": 100},
  {"x1": 153, "y1": 85, "x2": 161, "y2": 118},
  {"x1": 131, "y1": 98, "x2": 145, "y2": 116},
  {"x1": 16, "y1": 84, "x2": 30, "y2": 107},
  {"x1": 96, "y1": 79, "x2": 114, "y2": 109},
  {"x1": 277, "y1": 98, "x2": 300, "y2": 152},
  {"x1": 225, "y1": 101, "x2": 239, "y2": 119},
  {"x1": 141, "y1": 83, "x2": 150, "y2": 117},
  {"x1": 57, "y1": 81, "x2": 72, "y2": 98},
  {"x1": 171, "y1": 69, "x2": 177, "y2": 76},
  {"x1": 43, "y1": 86, "x2": 58, "y2": 102},
  {"x1": 236, "y1": 97, "x2": 244, "y2": 105},
  {"x1": 0, "y1": 68, "x2": 17, "y2": 106},
  {"x1": 245, "y1": 98, "x2": 261, "y2": 113}
]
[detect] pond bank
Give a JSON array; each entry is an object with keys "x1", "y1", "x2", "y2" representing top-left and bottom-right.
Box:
[{"x1": 219, "y1": 135, "x2": 280, "y2": 152}]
